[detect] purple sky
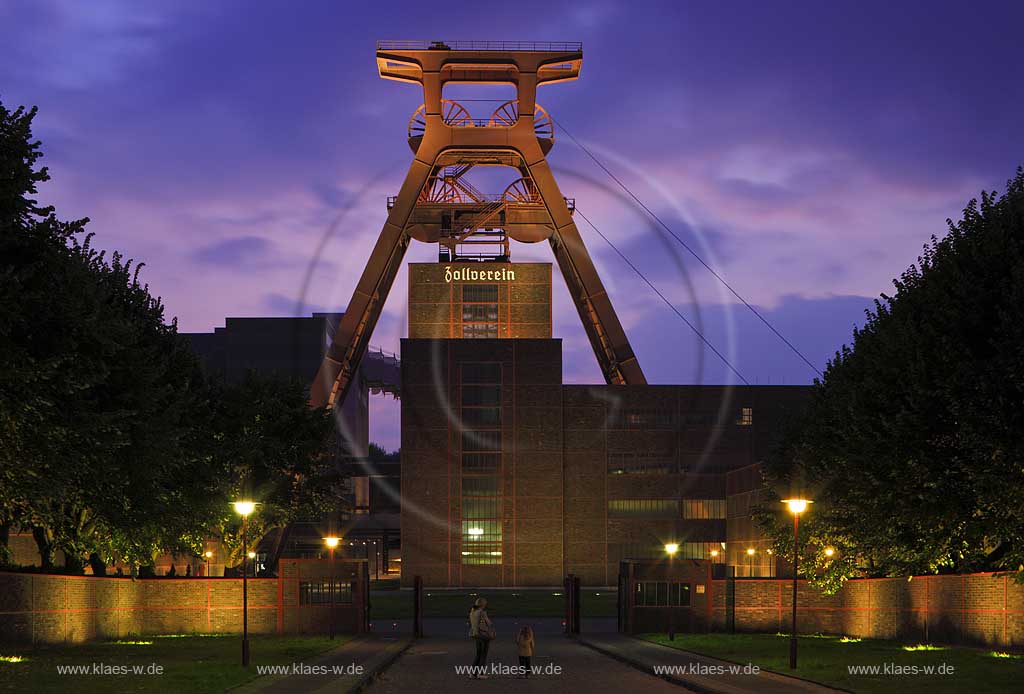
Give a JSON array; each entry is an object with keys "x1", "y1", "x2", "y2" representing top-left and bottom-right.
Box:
[{"x1": 3, "y1": 1, "x2": 1022, "y2": 449}]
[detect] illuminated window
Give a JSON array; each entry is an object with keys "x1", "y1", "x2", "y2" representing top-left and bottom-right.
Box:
[
  {"x1": 617, "y1": 542, "x2": 723, "y2": 561},
  {"x1": 463, "y1": 324, "x2": 499, "y2": 338},
  {"x1": 607, "y1": 499, "x2": 679, "y2": 518},
  {"x1": 462, "y1": 284, "x2": 499, "y2": 338},
  {"x1": 736, "y1": 407, "x2": 753, "y2": 426},
  {"x1": 461, "y1": 362, "x2": 502, "y2": 565},
  {"x1": 681, "y1": 499, "x2": 727, "y2": 519}
]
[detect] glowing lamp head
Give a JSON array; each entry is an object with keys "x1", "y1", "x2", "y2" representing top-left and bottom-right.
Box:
[
  {"x1": 746, "y1": 548, "x2": 755, "y2": 556},
  {"x1": 782, "y1": 499, "x2": 811, "y2": 515},
  {"x1": 824, "y1": 547, "x2": 835, "y2": 557},
  {"x1": 233, "y1": 500, "x2": 256, "y2": 517},
  {"x1": 204, "y1": 551, "x2": 213, "y2": 559},
  {"x1": 710, "y1": 550, "x2": 719, "y2": 558},
  {"x1": 324, "y1": 536, "x2": 340, "y2": 549},
  {"x1": 247, "y1": 551, "x2": 256, "y2": 559},
  {"x1": 664, "y1": 543, "x2": 679, "y2": 556}
]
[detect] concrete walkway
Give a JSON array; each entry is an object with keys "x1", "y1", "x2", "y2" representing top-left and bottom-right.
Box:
[
  {"x1": 579, "y1": 634, "x2": 846, "y2": 694},
  {"x1": 234, "y1": 634, "x2": 411, "y2": 694},
  {"x1": 365, "y1": 632, "x2": 692, "y2": 694}
]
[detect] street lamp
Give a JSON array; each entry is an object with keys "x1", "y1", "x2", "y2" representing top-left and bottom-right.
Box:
[
  {"x1": 782, "y1": 498, "x2": 812, "y2": 669},
  {"x1": 204, "y1": 550, "x2": 213, "y2": 577},
  {"x1": 746, "y1": 548, "x2": 756, "y2": 577},
  {"x1": 324, "y1": 536, "x2": 341, "y2": 640},
  {"x1": 233, "y1": 500, "x2": 256, "y2": 667},
  {"x1": 664, "y1": 543, "x2": 679, "y2": 641},
  {"x1": 824, "y1": 547, "x2": 835, "y2": 558}
]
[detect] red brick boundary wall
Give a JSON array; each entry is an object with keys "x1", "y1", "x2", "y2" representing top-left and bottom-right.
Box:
[
  {"x1": 0, "y1": 559, "x2": 368, "y2": 644},
  {"x1": 709, "y1": 573, "x2": 1023, "y2": 648}
]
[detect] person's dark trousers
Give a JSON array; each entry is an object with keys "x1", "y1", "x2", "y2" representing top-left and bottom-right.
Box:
[
  {"x1": 519, "y1": 655, "x2": 532, "y2": 675},
  {"x1": 473, "y1": 638, "x2": 490, "y2": 667}
]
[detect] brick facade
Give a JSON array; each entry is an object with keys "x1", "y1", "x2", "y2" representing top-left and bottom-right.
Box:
[
  {"x1": 0, "y1": 559, "x2": 368, "y2": 644},
  {"x1": 623, "y1": 564, "x2": 1024, "y2": 648}
]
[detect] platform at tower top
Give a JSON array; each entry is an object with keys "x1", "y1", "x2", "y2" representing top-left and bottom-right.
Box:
[
  {"x1": 376, "y1": 40, "x2": 581, "y2": 52},
  {"x1": 376, "y1": 40, "x2": 583, "y2": 85}
]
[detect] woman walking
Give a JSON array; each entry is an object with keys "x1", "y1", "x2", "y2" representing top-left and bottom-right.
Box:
[{"x1": 468, "y1": 597, "x2": 494, "y2": 678}]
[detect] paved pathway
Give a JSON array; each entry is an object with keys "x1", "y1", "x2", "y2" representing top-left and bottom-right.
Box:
[
  {"x1": 235, "y1": 634, "x2": 411, "y2": 694},
  {"x1": 366, "y1": 633, "x2": 692, "y2": 694},
  {"x1": 579, "y1": 634, "x2": 845, "y2": 694}
]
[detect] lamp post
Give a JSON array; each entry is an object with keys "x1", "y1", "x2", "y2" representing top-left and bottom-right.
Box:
[
  {"x1": 664, "y1": 543, "x2": 679, "y2": 641},
  {"x1": 782, "y1": 498, "x2": 812, "y2": 669},
  {"x1": 746, "y1": 548, "x2": 755, "y2": 577},
  {"x1": 233, "y1": 500, "x2": 256, "y2": 667},
  {"x1": 204, "y1": 550, "x2": 213, "y2": 578},
  {"x1": 324, "y1": 536, "x2": 340, "y2": 640}
]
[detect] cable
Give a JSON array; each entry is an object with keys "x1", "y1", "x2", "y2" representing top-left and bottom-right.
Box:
[
  {"x1": 552, "y1": 116, "x2": 824, "y2": 378},
  {"x1": 574, "y1": 207, "x2": 749, "y2": 385}
]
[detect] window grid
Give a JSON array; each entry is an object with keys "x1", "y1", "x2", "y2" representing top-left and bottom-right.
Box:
[
  {"x1": 461, "y1": 363, "x2": 502, "y2": 565},
  {"x1": 736, "y1": 407, "x2": 753, "y2": 426},
  {"x1": 461, "y1": 284, "x2": 499, "y2": 339},
  {"x1": 681, "y1": 499, "x2": 727, "y2": 519},
  {"x1": 298, "y1": 580, "x2": 353, "y2": 605},
  {"x1": 607, "y1": 499, "x2": 680, "y2": 518},
  {"x1": 635, "y1": 582, "x2": 691, "y2": 607}
]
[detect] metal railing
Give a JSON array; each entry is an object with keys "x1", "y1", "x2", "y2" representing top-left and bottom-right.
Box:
[
  {"x1": 377, "y1": 40, "x2": 582, "y2": 52},
  {"x1": 390, "y1": 194, "x2": 546, "y2": 208}
]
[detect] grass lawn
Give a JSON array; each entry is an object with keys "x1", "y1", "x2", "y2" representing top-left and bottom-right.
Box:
[
  {"x1": 0, "y1": 633, "x2": 347, "y2": 693},
  {"x1": 370, "y1": 588, "x2": 618, "y2": 619},
  {"x1": 640, "y1": 632, "x2": 1024, "y2": 694}
]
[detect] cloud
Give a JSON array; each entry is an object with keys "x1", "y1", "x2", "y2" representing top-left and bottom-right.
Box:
[{"x1": 191, "y1": 235, "x2": 274, "y2": 267}]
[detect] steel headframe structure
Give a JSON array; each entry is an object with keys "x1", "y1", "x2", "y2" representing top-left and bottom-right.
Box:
[{"x1": 309, "y1": 40, "x2": 645, "y2": 410}]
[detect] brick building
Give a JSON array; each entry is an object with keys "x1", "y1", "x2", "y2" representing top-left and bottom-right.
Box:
[{"x1": 400, "y1": 261, "x2": 809, "y2": 587}]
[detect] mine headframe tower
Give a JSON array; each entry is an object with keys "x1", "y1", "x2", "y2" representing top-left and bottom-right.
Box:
[{"x1": 310, "y1": 40, "x2": 646, "y2": 409}]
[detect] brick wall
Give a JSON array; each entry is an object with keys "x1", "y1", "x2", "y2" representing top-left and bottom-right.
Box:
[
  {"x1": 0, "y1": 559, "x2": 367, "y2": 644},
  {"x1": 707, "y1": 573, "x2": 1023, "y2": 648}
]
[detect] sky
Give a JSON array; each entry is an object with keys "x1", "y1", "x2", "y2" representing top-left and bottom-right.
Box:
[{"x1": 2, "y1": 0, "x2": 1022, "y2": 449}]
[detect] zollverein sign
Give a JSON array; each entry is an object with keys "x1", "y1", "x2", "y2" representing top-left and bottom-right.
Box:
[{"x1": 444, "y1": 266, "x2": 516, "y2": 283}]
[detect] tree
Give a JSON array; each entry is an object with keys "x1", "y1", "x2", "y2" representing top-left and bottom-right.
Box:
[
  {"x1": 207, "y1": 375, "x2": 339, "y2": 569},
  {"x1": 758, "y1": 169, "x2": 1024, "y2": 589},
  {"x1": 1, "y1": 99, "x2": 340, "y2": 574}
]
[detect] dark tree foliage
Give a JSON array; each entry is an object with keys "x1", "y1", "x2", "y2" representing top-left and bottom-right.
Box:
[
  {"x1": 758, "y1": 169, "x2": 1024, "y2": 591},
  {"x1": 0, "y1": 100, "x2": 336, "y2": 572}
]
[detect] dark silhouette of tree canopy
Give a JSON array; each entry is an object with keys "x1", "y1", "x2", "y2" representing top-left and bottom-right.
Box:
[
  {"x1": 0, "y1": 99, "x2": 337, "y2": 573},
  {"x1": 758, "y1": 169, "x2": 1024, "y2": 590}
]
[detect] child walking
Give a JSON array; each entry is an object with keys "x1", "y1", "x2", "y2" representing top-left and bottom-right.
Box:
[{"x1": 515, "y1": 625, "x2": 535, "y2": 677}]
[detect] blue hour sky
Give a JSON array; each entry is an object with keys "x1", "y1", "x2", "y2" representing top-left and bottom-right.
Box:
[{"x1": 3, "y1": 1, "x2": 1022, "y2": 447}]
